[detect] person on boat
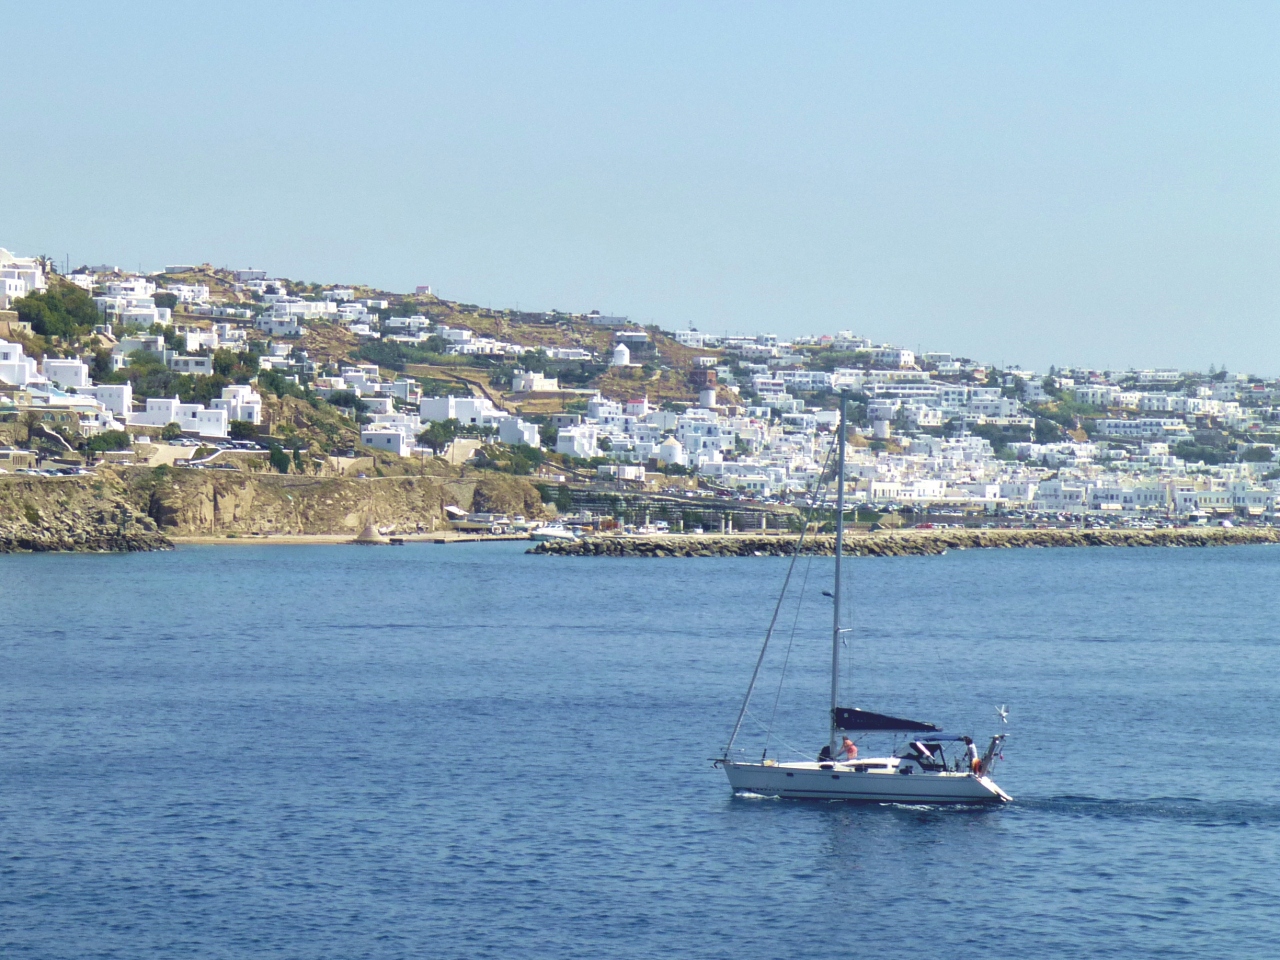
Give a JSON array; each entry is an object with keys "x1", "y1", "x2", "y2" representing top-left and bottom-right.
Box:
[
  {"x1": 840, "y1": 737, "x2": 858, "y2": 761},
  {"x1": 964, "y1": 737, "x2": 981, "y2": 774}
]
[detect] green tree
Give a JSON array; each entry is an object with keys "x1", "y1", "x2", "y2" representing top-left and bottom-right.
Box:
[
  {"x1": 417, "y1": 418, "x2": 461, "y2": 454},
  {"x1": 504, "y1": 444, "x2": 544, "y2": 475},
  {"x1": 14, "y1": 282, "x2": 100, "y2": 338},
  {"x1": 18, "y1": 410, "x2": 43, "y2": 445},
  {"x1": 968, "y1": 421, "x2": 1031, "y2": 454},
  {"x1": 1241, "y1": 446, "x2": 1273, "y2": 463},
  {"x1": 1174, "y1": 442, "x2": 1225, "y2": 465},
  {"x1": 806, "y1": 350, "x2": 869, "y2": 372},
  {"x1": 256, "y1": 369, "x2": 307, "y2": 399},
  {"x1": 1034, "y1": 417, "x2": 1064, "y2": 443},
  {"x1": 292, "y1": 444, "x2": 305, "y2": 472},
  {"x1": 86, "y1": 430, "x2": 131, "y2": 452},
  {"x1": 555, "y1": 484, "x2": 574, "y2": 513},
  {"x1": 90, "y1": 348, "x2": 114, "y2": 381},
  {"x1": 268, "y1": 444, "x2": 291, "y2": 473},
  {"x1": 326, "y1": 390, "x2": 368, "y2": 413},
  {"x1": 161, "y1": 422, "x2": 183, "y2": 441},
  {"x1": 228, "y1": 420, "x2": 257, "y2": 441},
  {"x1": 153, "y1": 291, "x2": 178, "y2": 311},
  {"x1": 213, "y1": 348, "x2": 259, "y2": 380},
  {"x1": 539, "y1": 422, "x2": 559, "y2": 448}
]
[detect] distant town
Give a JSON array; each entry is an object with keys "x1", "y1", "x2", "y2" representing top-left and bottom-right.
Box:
[{"x1": 2, "y1": 245, "x2": 1278, "y2": 532}]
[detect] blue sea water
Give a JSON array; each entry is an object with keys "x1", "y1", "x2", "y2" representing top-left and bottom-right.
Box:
[{"x1": 1, "y1": 541, "x2": 1278, "y2": 959}]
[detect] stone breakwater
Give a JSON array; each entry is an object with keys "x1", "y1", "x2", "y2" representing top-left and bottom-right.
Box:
[
  {"x1": 529, "y1": 527, "x2": 1280, "y2": 558},
  {"x1": 0, "y1": 475, "x2": 170, "y2": 553}
]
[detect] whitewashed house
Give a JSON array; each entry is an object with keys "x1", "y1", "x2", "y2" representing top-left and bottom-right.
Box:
[
  {"x1": 210, "y1": 384, "x2": 262, "y2": 424},
  {"x1": 41, "y1": 358, "x2": 90, "y2": 389},
  {"x1": 83, "y1": 383, "x2": 133, "y2": 416},
  {"x1": 0, "y1": 340, "x2": 45, "y2": 386},
  {"x1": 556, "y1": 424, "x2": 600, "y2": 458},
  {"x1": 168, "y1": 355, "x2": 214, "y2": 376},
  {"x1": 420, "y1": 395, "x2": 503, "y2": 426},
  {"x1": 361, "y1": 427, "x2": 411, "y2": 457},
  {"x1": 498, "y1": 417, "x2": 540, "y2": 447},
  {"x1": 0, "y1": 250, "x2": 47, "y2": 308},
  {"x1": 128, "y1": 397, "x2": 228, "y2": 438}
]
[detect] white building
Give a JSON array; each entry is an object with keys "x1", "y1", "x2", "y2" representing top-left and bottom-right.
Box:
[
  {"x1": 0, "y1": 250, "x2": 47, "y2": 309},
  {"x1": 1072, "y1": 385, "x2": 1121, "y2": 407},
  {"x1": 1096, "y1": 419, "x2": 1189, "y2": 439},
  {"x1": 94, "y1": 293, "x2": 171, "y2": 327},
  {"x1": 102, "y1": 278, "x2": 156, "y2": 298},
  {"x1": 41, "y1": 358, "x2": 90, "y2": 389},
  {"x1": 361, "y1": 427, "x2": 411, "y2": 457},
  {"x1": 673, "y1": 330, "x2": 708, "y2": 348},
  {"x1": 657, "y1": 436, "x2": 687, "y2": 466},
  {"x1": 611, "y1": 343, "x2": 631, "y2": 367},
  {"x1": 83, "y1": 383, "x2": 133, "y2": 416},
  {"x1": 1034, "y1": 479, "x2": 1089, "y2": 514},
  {"x1": 545, "y1": 347, "x2": 594, "y2": 361},
  {"x1": 210, "y1": 384, "x2": 262, "y2": 424},
  {"x1": 183, "y1": 330, "x2": 219, "y2": 352},
  {"x1": 498, "y1": 417, "x2": 540, "y2": 447},
  {"x1": 556, "y1": 424, "x2": 600, "y2": 458},
  {"x1": 420, "y1": 395, "x2": 504, "y2": 426},
  {"x1": 512, "y1": 370, "x2": 559, "y2": 393},
  {"x1": 266, "y1": 298, "x2": 337, "y2": 320},
  {"x1": 168, "y1": 355, "x2": 214, "y2": 376},
  {"x1": 165, "y1": 284, "x2": 210, "y2": 304},
  {"x1": 870, "y1": 346, "x2": 916, "y2": 368},
  {"x1": 255, "y1": 315, "x2": 303, "y2": 337},
  {"x1": 0, "y1": 340, "x2": 45, "y2": 386},
  {"x1": 127, "y1": 397, "x2": 229, "y2": 438}
]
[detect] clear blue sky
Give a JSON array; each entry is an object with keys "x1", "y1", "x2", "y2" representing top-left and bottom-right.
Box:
[{"x1": 3, "y1": 2, "x2": 1277, "y2": 374}]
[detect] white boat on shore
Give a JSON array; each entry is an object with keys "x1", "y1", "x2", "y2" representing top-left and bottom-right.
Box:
[
  {"x1": 531, "y1": 524, "x2": 577, "y2": 542},
  {"x1": 717, "y1": 394, "x2": 1010, "y2": 804}
]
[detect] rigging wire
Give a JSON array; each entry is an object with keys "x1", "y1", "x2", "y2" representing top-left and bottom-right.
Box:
[
  {"x1": 741, "y1": 708, "x2": 820, "y2": 763},
  {"x1": 723, "y1": 438, "x2": 838, "y2": 757},
  {"x1": 761, "y1": 548, "x2": 815, "y2": 759}
]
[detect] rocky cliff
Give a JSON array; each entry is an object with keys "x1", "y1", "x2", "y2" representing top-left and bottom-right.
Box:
[
  {"x1": 0, "y1": 474, "x2": 170, "y2": 553},
  {"x1": 120, "y1": 468, "x2": 479, "y2": 536}
]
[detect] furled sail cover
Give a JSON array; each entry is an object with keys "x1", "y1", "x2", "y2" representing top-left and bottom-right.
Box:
[{"x1": 833, "y1": 707, "x2": 940, "y2": 732}]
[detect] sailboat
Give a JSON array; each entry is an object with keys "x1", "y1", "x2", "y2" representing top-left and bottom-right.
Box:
[{"x1": 718, "y1": 396, "x2": 1011, "y2": 803}]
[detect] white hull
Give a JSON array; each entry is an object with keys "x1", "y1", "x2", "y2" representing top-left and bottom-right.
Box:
[
  {"x1": 531, "y1": 528, "x2": 576, "y2": 542},
  {"x1": 724, "y1": 760, "x2": 1011, "y2": 804}
]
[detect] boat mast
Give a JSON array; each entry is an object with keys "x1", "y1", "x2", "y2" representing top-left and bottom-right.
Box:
[{"x1": 830, "y1": 393, "x2": 847, "y2": 756}]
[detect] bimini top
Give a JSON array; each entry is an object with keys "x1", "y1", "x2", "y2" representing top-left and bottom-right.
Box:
[{"x1": 834, "y1": 707, "x2": 941, "y2": 733}]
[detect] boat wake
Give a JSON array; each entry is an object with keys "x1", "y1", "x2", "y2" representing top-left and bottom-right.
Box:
[
  {"x1": 883, "y1": 802, "x2": 997, "y2": 812},
  {"x1": 1022, "y1": 796, "x2": 1280, "y2": 825}
]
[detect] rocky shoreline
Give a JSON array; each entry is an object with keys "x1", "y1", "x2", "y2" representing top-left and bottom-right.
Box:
[
  {"x1": 0, "y1": 476, "x2": 171, "y2": 554},
  {"x1": 529, "y1": 526, "x2": 1280, "y2": 558}
]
